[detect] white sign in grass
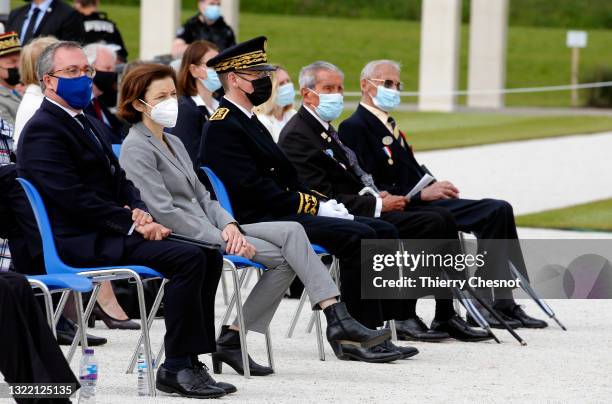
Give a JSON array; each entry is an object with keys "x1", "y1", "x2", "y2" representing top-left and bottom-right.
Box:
[{"x1": 566, "y1": 30, "x2": 588, "y2": 48}]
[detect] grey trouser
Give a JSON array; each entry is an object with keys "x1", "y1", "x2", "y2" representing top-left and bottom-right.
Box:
[{"x1": 231, "y1": 221, "x2": 339, "y2": 333}]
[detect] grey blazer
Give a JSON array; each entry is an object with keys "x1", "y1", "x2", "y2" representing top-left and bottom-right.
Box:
[{"x1": 120, "y1": 122, "x2": 235, "y2": 247}]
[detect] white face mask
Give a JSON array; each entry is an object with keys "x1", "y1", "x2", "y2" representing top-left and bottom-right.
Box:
[{"x1": 140, "y1": 98, "x2": 178, "y2": 128}]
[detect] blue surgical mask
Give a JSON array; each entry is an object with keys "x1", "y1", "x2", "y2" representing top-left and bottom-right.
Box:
[
  {"x1": 200, "y1": 68, "x2": 222, "y2": 92},
  {"x1": 370, "y1": 81, "x2": 401, "y2": 112},
  {"x1": 55, "y1": 75, "x2": 94, "y2": 110},
  {"x1": 311, "y1": 90, "x2": 343, "y2": 122},
  {"x1": 275, "y1": 83, "x2": 295, "y2": 107},
  {"x1": 204, "y1": 4, "x2": 221, "y2": 21}
]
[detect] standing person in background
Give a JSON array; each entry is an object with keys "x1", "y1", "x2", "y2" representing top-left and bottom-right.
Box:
[
  {"x1": 0, "y1": 32, "x2": 22, "y2": 127},
  {"x1": 174, "y1": 40, "x2": 220, "y2": 163},
  {"x1": 253, "y1": 65, "x2": 297, "y2": 143},
  {"x1": 172, "y1": 0, "x2": 236, "y2": 58},
  {"x1": 74, "y1": 0, "x2": 128, "y2": 63},
  {"x1": 7, "y1": 0, "x2": 84, "y2": 45},
  {"x1": 14, "y1": 36, "x2": 58, "y2": 146},
  {"x1": 83, "y1": 43, "x2": 127, "y2": 144}
]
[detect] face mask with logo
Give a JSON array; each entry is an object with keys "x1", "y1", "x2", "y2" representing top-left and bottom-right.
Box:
[
  {"x1": 5, "y1": 67, "x2": 20, "y2": 86},
  {"x1": 204, "y1": 4, "x2": 221, "y2": 21},
  {"x1": 275, "y1": 83, "x2": 295, "y2": 107},
  {"x1": 370, "y1": 81, "x2": 401, "y2": 112},
  {"x1": 200, "y1": 68, "x2": 222, "y2": 92},
  {"x1": 54, "y1": 75, "x2": 94, "y2": 110},
  {"x1": 310, "y1": 90, "x2": 344, "y2": 122},
  {"x1": 241, "y1": 75, "x2": 272, "y2": 106},
  {"x1": 93, "y1": 71, "x2": 118, "y2": 107},
  {"x1": 140, "y1": 98, "x2": 178, "y2": 128}
]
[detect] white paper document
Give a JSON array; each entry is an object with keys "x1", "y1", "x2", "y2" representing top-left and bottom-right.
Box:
[{"x1": 406, "y1": 174, "x2": 435, "y2": 199}]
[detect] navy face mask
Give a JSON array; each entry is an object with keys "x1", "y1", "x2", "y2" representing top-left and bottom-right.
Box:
[{"x1": 54, "y1": 75, "x2": 94, "y2": 110}]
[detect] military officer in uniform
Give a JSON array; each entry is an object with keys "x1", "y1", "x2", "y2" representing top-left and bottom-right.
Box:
[
  {"x1": 339, "y1": 59, "x2": 548, "y2": 329},
  {"x1": 278, "y1": 61, "x2": 491, "y2": 342},
  {"x1": 199, "y1": 36, "x2": 420, "y2": 362}
]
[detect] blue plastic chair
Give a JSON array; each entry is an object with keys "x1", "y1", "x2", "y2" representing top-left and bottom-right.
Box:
[
  {"x1": 17, "y1": 178, "x2": 160, "y2": 396},
  {"x1": 111, "y1": 143, "x2": 121, "y2": 159},
  {"x1": 201, "y1": 166, "x2": 330, "y2": 361},
  {"x1": 27, "y1": 273, "x2": 94, "y2": 339}
]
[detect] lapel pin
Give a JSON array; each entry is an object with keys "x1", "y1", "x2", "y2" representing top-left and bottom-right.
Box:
[{"x1": 382, "y1": 136, "x2": 393, "y2": 146}]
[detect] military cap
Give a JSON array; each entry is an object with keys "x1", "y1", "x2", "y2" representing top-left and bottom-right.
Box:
[
  {"x1": 0, "y1": 32, "x2": 21, "y2": 57},
  {"x1": 206, "y1": 36, "x2": 275, "y2": 74}
]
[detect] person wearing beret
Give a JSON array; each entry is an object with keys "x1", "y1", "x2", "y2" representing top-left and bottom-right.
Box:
[
  {"x1": 278, "y1": 61, "x2": 491, "y2": 343},
  {"x1": 200, "y1": 36, "x2": 429, "y2": 362},
  {"x1": 338, "y1": 59, "x2": 547, "y2": 329},
  {"x1": 7, "y1": 0, "x2": 85, "y2": 45},
  {"x1": 0, "y1": 32, "x2": 22, "y2": 127}
]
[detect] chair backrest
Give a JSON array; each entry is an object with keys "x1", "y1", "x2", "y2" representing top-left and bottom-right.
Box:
[
  {"x1": 16, "y1": 178, "x2": 77, "y2": 274},
  {"x1": 112, "y1": 144, "x2": 121, "y2": 159},
  {"x1": 201, "y1": 166, "x2": 234, "y2": 216}
]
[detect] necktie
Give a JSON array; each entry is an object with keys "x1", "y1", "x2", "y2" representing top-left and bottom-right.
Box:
[
  {"x1": 388, "y1": 115, "x2": 406, "y2": 148},
  {"x1": 23, "y1": 7, "x2": 41, "y2": 44},
  {"x1": 75, "y1": 114, "x2": 115, "y2": 174},
  {"x1": 327, "y1": 125, "x2": 379, "y2": 192},
  {"x1": 92, "y1": 98, "x2": 104, "y2": 121}
]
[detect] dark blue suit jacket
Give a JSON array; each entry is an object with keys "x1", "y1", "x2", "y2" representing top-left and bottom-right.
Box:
[
  {"x1": 339, "y1": 104, "x2": 426, "y2": 197},
  {"x1": 16, "y1": 98, "x2": 147, "y2": 266}
]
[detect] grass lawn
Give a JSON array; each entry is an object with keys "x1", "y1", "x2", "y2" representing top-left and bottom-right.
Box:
[
  {"x1": 84, "y1": 4, "x2": 612, "y2": 108},
  {"x1": 516, "y1": 199, "x2": 612, "y2": 232},
  {"x1": 382, "y1": 112, "x2": 612, "y2": 151}
]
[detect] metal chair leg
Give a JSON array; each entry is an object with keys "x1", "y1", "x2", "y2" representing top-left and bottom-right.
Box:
[
  {"x1": 257, "y1": 269, "x2": 274, "y2": 370},
  {"x1": 285, "y1": 288, "x2": 308, "y2": 338},
  {"x1": 73, "y1": 292, "x2": 88, "y2": 356},
  {"x1": 314, "y1": 311, "x2": 325, "y2": 361},
  {"x1": 216, "y1": 267, "x2": 248, "y2": 339},
  {"x1": 53, "y1": 290, "x2": 71, "y2": 327},
  {"x1": 220, "y1": 271, "x2": 229, "y2": 305},
  {"x1": 155, "y1": 341, "x2": 165, "y2": 370},
  {"x1": 229, "y1": 263, "x2": 250, "y2": 378},
  {"x1": 388, "y1": 319, "x2": 398, "y2": 341},
  {"x1": 131, "y1": 275, "x2": 157, "y2": 396},
  {"x1": 67, "y1": 284, "x2": 101, "y2": 362},
  {"x1": 127, "y1": 279, "x2": 168, "y2": 374},
  {"x1": 242, "y1": 267, "x2": 254, "y2": 289}
]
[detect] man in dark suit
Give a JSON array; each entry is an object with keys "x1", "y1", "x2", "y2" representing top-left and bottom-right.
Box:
[
  {"x1": 7, "y1": 0, "x2": 85, "y2": 45},
  {"x1": 83, "y1": 43, "x2": 126, "y2": 144},
  {"x1": 199, "y1": 36, "x2": 415, "y2": 362},
  {"x1": 339, "y1": 59, "x2": 547, "y2": 329},
  {"x1": 17, "y1": 41, "x2": 234, "y2": 398},
  {"x1": 278, "y1": 61, "x2": 490, "y2": 342},
  {"x1": 0, "y1": 271, "x2": 79, "y2": 404}
]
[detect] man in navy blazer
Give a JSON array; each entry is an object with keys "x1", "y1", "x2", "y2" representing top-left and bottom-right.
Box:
[
  {"x1": 7, "y1": 0, "x2": 85, "y2": 45},
  {"x1": 17, "y1": 41, "x2": 233, "y2": 398},
  {"x1": 339, "y1": 59, "x2": 548, "y2": 329}
]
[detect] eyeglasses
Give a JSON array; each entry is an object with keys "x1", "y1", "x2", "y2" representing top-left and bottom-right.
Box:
[
  {"x1": 48, "y1": 66, "x2": 96, "y2": 79},
  {"x1": 369, "y1": 78, "x2": 403, "y2": 91},
  {"x1": 235, "y1": 71, "x2": 272, "y2": 80}
]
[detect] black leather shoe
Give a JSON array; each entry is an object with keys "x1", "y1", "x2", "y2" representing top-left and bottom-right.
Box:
[
  {"x1": 323, "y1": 302, "x2": 390, "y2": 348},
  {"x1": 380, "y1": 339, "x2": 419, "y2": 359},
  {"x1": 193, "y1": 361, "x2": 236, "y2": 394},
  {"x1": 496, "y1": 304, "x2": 548, "y2": 329},
  {"x1": 431, "y1": 315, "x2": 493, "y2": 342},
  {"x1": 390, "y1": 318, "x2": 449, "y2": 342},
  {"x1": 211, "y1": 326, "x2": 273, "y2": 376},
  {"x1": 56, "y1": 316, "x2": 107, "y2": 346},
  {"x1": 467, "y1": 309, "x2": 522, "y2": 329},
  {"x1": 156, "y1": 365, "x2": 226, "y2": 399},
  {"x1": 329, "y1": 341, "x2": 403, "y2": 363}
]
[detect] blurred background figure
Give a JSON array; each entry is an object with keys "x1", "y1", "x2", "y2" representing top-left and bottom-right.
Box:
[
  {"x1": 254, "y1": 65, "x2": 297, "y2": 142},
  {"x1": 14, "y1": 36, "x2": 58, "y2": 145},
  {"x1": 0, "y1": 31, "x2": 22, "y2": 127},
  {"x1": 7, "y1": 0, "x2": 84, "y2": 45},
  {"x1": 83, "y1": 43, "x2": 127, "y2": 144},
  {"x1": 75, "y1": 0, "x2": 128, "y2": 63},
  {"x1": 174, "y1": 39, "x2": 220, "y2": 162},
  {"x1": 172, "y1": 0, "x2": 236, "y2": 58}
]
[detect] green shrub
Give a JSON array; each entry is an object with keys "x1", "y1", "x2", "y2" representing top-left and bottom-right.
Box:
[{"x1": 584, "y1": 67, "x2": 612, "y2": 108}]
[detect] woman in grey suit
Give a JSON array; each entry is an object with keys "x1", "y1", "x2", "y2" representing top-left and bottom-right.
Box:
[{"x1": 117, "y1": 64, "x2": 401, "y2": 375}]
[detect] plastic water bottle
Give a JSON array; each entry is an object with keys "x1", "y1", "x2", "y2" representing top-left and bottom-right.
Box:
[
  {"x1": 137, "y1": 344, "x2": 150, "y2": 396},
  {"x1": 78, "y1": 348, "x2": 98, "y2": 403}
]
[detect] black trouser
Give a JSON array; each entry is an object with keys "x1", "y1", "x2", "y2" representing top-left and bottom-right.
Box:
[
  {"x1": 0, "y1": 271, "x2": 79, "y2": 403},
  {"x1": 114, "y1": 237, "x2": 223, "y2": 358},
  {"x1": 430, "y1": 198, "x2": 528, "y2": 295},
  {"x1": 0, "y1": 165, "x2": 44, "y2": 275},
  {"x1": 382, "y1": 206, "x2": 461, "y2": 319}
]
